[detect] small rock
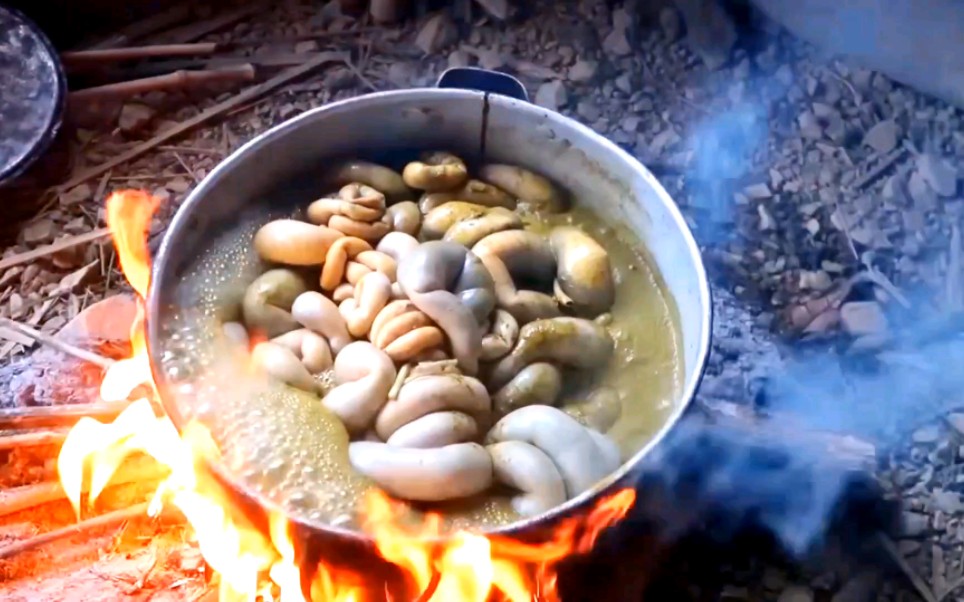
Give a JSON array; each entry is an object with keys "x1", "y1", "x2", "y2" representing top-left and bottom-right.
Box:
[
  {"x1": 831, "y1": 570, "x2": 878, "y2": 602},
  {"x1": 908, "y1": 171, "x2": 938, "y2": 210},
  {"x1": 917, "y1": 153, "x2": 959, "y2": 197},
  {"x1": 743, "y1": 182, "x2": 772, "y2": 200},
  {"x1": 477, "y1": 48, "x2": 505, "y2": 70},
  {"x1": 675, "y1": 0, "x2": 737, "y2": 70},
  {"x1": 901, "y1": 512, "x2": 927, "y2": 537},
  {"x1": 799, "y1": 270, "x2": 832, "y2": 291},
  {"x1": 8, "y1": 292, "x2": 24, "y2": 319},
  {"x1": 947, "y1": 413, "x2": 964, "y2": 435},
  {"x1": 839, "y1": 301, "x2": 887, "y2": 336},
  {"x1": 775, "y1": 64, "x2": 794, "y2": 87},
  {"x1": 415, "y1": 13, "x2": 457, "y2": 55},
  {"x1": 912, "y1": 425, "x2": 940, "y2": 444},
  {"x1": 57, "y1": 294, "x2": 138, "y2": 342},
  {"x1": 473, "y1": 0, "x2": 509, "y2": 20},
  {"x1": 60, "y1": 183, "x2": 92, "y2": 206},
  {"x1": 387, "y1": 62, "x2": 418, "y2": 87},
  {"x1": 535, "y1": 81, "x2": 568, "y2": 111},
  {"x1": 22, "y1": 219, "x2": 55, "y2": 245},
  {"x1": 650, "y1": 128, "x2": 680, "y2": 154},
  {"x1": 778, "y1": 586, "x2": 814, "y2": 602},
  {"x1": 118, "y1": 103, "x2": 155, "y2": 133},
  {"x1": 447, "y1": 49, "x2": 472, "y2": 69},
  {"x1": 614, "y1": 74, "x2": 633, "y2": 95},
  {"x1": 798, "y1": 111, "x2": 823, "y2": 140},
  {"x1": 862, "y1": 119, "x2": 899, "y2": 153},
  {"x1": 294, "y1": 40, "x2": 319, "y2": 54},
  {"x1": 603, "y1": 28, "x2": 632, "y2": 56},
  {"x1": 166, "y1": 177, "x2": 192, "y2": 194},
  {"x1": 757, "y1": 203, "x2": 776, "y2": 231},
  {"x1": 659, "y1": 7, "x2": 683, "y2": 42},
  {"x1": 568, "y1": 60, "x2": 598, "y2": 83},
  {"x1": 577, "y1": 100, "x2": 602, "y2": 122},
  {"x1": 620, "y1": 116, "x2": 640, "y2": 133},
  {"x1": 933, "y1": 490, "x2": 964, "y2": 514}
]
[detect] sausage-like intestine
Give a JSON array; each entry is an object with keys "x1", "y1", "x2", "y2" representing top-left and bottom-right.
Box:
[
  {"x1": 374, "y1": 373, "x2": 491, "y2": 441},
  {"x1": 250, "y1": 341, "x2": 319, "y2": 393},
  {"x1": 322, "y1": 341, "x2": 396, "y2": 434},
  {"x1": 290, "y1": 291, "x2": 353, "y2": 354},
  {"x1": 487, "y1": 440, "x2": 567, "y2": 517},
  {"x1": 338, "y1": 271, "x2": 391, "y2": 338},
  {"x1": 386, "y1": 411, "x2": 478, "y2": 448},
  {"x1": 320, "y1": 236, "x2": 371, "y2": 291},
  {"x1": 253, "y1": 220, "x2": 343, "y2": 266},
  {"x1": 492, "y1": 362, "x2": 562, "y2": 416},
  {"x1": 271, "y1": 328, "x2": 333, "y2": 374},
  {"x1": 549, "y1": 226, "x2": 615, "y2": 316},
  {"x1": 485, "y1": 405, "x2": 619, "y2": 498},
  {"x1": 478, "y1": 164, "x2": 569, "y2": 213},
  {"x1": 241, "y1": 269, "x2": 308, "y2": 338},
  {"x1": 402, "y1": 152, "x2": 469, "y2": 192},
  {"x1": 348, "y1": 441, "x2": 493, "y2": 501}
]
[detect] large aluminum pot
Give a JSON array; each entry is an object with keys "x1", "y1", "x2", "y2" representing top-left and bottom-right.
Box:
[{"x1": 147, "y1": 68, "x2": 712, "y2": 546}]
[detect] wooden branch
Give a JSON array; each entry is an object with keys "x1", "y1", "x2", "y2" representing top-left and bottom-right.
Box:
[
  {"x1": 699, "y1": 400, "x2": 877, "y2": 471},
  {"x1": 0, "y1": 317, "x2": 115, "y2": 370},
  {"x1": 0, "y1": 502, "x2": 157, "y2": 561},
  {"x1": 0, "y1": 228, "x2": 110, "y2": 272},
  {"x1": 70, "y1": 64, "x2": 257, "y2": 102},
  {"x1": 149, "y1": 2, "x2": 272, "y2": 45},
  {"x1": 0, "y1": 402, "x2": 131, "y2": 431},
  {"x1": 85, "y1": 3, "x2": 193, "y2": 50},
  {"x1": 0, "y1": 429, "x2": 68, "y2": 451},
  {"x1": 0, "y1": 456, "x2": 167, "y2": 518},
  {"x1": 63, "y1": 43, "x2": 219, "y2": 70},
  {"x1": 56, "y1": 51, "x2": 346, "y2": 192}
]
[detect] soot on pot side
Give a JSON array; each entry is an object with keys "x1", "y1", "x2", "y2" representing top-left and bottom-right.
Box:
[{"x1": 153, "y1": 150, "x2": 684, "y2": 534}]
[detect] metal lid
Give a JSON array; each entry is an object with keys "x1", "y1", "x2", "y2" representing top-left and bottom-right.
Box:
[{"x1": 0, "y1": 4, "x2": 66, "y2": 184}]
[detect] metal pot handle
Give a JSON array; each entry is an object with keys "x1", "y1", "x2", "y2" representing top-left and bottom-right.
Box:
[{"x1": 435, "y1": 67, "x2": 529, "y2": 102}]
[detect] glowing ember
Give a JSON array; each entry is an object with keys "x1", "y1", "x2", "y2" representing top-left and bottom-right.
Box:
[{"x1": 56, "y1": 190, "x2": 636, "y2": 601}]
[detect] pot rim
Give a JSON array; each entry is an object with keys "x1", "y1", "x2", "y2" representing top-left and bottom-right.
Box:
[{"x1": 147, "y1": 86, "x2": 713, "y2": 544}]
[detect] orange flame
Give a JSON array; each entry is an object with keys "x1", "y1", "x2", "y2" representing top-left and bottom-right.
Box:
[{"x1": 57, "y1": 190, "x2": 636, "y2": 602}]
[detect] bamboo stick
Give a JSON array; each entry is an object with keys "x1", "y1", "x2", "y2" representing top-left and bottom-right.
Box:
[{"x1": 69, "y1": 64, "x2": 257, "y2": 102}]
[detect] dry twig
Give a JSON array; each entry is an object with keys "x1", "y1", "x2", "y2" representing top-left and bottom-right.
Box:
[
  {"x1": 62, "y1": 43, "x2": 219, "y2": 69},
  {"x1": 0, "y1": 429, "x2": 69, "y2": 451},
  {"x1": 0, "y1": 402, "x2": 131, "y2": 431},
  {"x1": 0, "y1": 228, "x2": 110, "y2": 272},
  {"x1": 70, "y1": 64, "x2": 256, "y2": 102},
  {"x1": 0, "y1": 317, "x2": 114, "y2": 370},
  {"x1": 0, "y1": 457, "x2": 167, "y2": 518},
  {"x1": 56, "y1": 51, "x2": 346, "y2": 192},
  {"x1": 876, "y1": 532, "x2": 939, "y2": 602},
  {"x1": 0, "y1": 502, "x2": 158, "y2": 561}
]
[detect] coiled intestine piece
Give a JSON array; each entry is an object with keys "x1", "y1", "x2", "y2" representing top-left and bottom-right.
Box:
[
  {"x1": 322, "y1": 341, "x2": 396, "y2": 434},
  {"x1": 480, "y1": 309, "x2": 519, "y2": 361},
  {"x1": 308, "y1": 183, "x2": 391, "y2": 244},
  {"x1": 270, "y1": 328, "x2": 333, "y2": 374},
  {"x1": 485, "y1": 405, "x2": 619, "y2": 498},
  {"x1": 308, "y1": 183, "x2": 386, "y2": 224},
  {"x1": 348, "y1": 441, "x2": 493, "y2": 501},
  {"x1": 321, "y1": 236, "x2": 371, "y2": 291},
  {"x1": 339, "y1": 271, "x2": 392, "y2": 338},
  {"x1": 368, "y1": 299, "x2": 446, "y2": 363},
  {"x1": 374, "y1": 373, "x2": 491, "y2": 441}
]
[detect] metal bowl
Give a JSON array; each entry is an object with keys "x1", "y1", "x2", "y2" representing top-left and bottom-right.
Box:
[
  {"x1": 0, "y1": 3, "x2": 66, "y2": 184},
  {"x1": 147, "y1": 68, "x2": 712, "y2": 544}
]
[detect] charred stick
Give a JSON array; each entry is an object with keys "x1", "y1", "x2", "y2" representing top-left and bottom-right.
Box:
[
  {"x1": 62, "y1": 43, "x2": 220, "y2": 71},
  {"x1": 0, "y1": 317, "x2": 114, "y2": 370},
  {"x1": 0, "y1": 502, "x2": 179, "y2": 561},
  {"x1": 0, "y1": 228, "x2": 110, "y2": 272},
  {"x1": 0, "y1": 402, "x2": 131, "y2": 431},
  {"x1": 0, "y1": 457, "x2": 168, "y2": 518},
  {"x1": 57, "y1": 51, "x2": 345, "y2": 191},
  {"x1": 149, "y1": 1, "x2": 271, "y2": 45},
  {"x1": 69, "y1": 64, "x2": 257, "y2": 102},
  {"x1": 698, "y1": 400, "x2": 877, "y2": 471},
  {"x1": 0, "y1": 429, "x2": 68, "y2": 451}
]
